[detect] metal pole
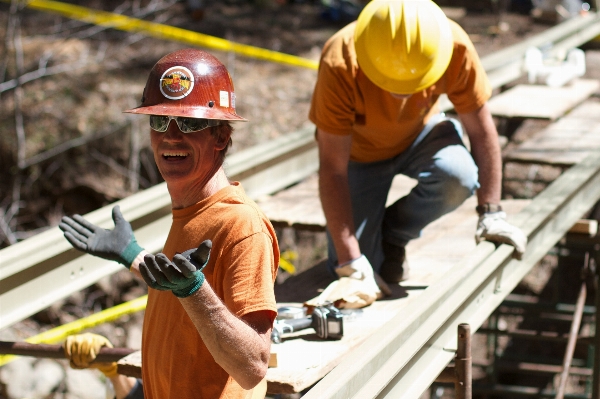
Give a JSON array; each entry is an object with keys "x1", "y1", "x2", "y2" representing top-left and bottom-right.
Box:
[
  {"x1": 455, "y1": 323, "x2": 472, "y2": 399},
  {"x1": 0, "y1": 341, "x2": 135, "y2": 363},
  {"x1": 593, "y1": 249, "x2": 600, "y2": 399},
  {"x1": 556, "y1": 253, "x2": 589, "y2": 399}
]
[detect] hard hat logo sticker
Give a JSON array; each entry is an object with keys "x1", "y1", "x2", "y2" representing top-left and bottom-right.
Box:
[
  {"x1": 160, "y1": 66, "x2": 195, "y2": 100},
  {"x1": 219, "y1": 91, "x2": 229, "y2": 108}
]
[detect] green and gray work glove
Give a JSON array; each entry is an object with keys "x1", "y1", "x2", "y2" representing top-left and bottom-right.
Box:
[
  {"x1": 59, "y1": 205, "x2": 143, "y2": 269},
  {"x1": 139, "y1": 240, "x2": 212, "y2": 298},
  {"x1": 475, "y1": 208, "x2": 527, "y2": 259}
]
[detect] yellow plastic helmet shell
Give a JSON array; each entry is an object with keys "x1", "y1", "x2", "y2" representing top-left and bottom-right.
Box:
[{"x1": 354, "y1": 0, "x2": 454, "y2": 94}]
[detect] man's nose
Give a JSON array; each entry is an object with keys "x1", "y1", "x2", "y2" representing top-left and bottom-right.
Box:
[{"x1": 163, "y1": 120, "x2": 185, "y2": 140}]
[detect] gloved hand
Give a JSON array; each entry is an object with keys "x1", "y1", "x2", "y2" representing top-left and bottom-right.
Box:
[
  {"x1": 335, "y1": 255, "x2": 391, "y2": 299},
  {"x1": 475, "y1": 211, "x2": 527, "y2": 259},
  {"x1": 63, "y1": 333, "x2": 118, "y2": 377},
  {"x1": 59, "y1": 205, "x2": 143, "y2": 269},
  {"x1": 139, "y1": 240, "x2": 212, "y2": 298}
]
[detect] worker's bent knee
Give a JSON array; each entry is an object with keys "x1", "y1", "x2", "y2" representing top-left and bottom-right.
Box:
[
  {"x1": 433, "y1": 145, "x2": 479, "y2": 190},
  {"x1": 422, "y1": 146, "x2": 479, "y2": 208}
]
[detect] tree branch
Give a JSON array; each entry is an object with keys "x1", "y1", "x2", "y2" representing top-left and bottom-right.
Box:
[
  {"x1": 91, "y1": 149, "x2": 150, "y2": 188},
  {"x1": 0, "y1": 51, "x2": 91, "y2": 93},
  {"x1": 19, "y1": 124, "x2": 129, "y2": 169},
  {"x1": 0, "y1": 0, "x2": 179, "y2": 94}
]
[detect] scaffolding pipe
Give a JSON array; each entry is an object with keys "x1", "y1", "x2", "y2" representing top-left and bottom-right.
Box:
[
  {"x1": 433, "y1": 324, "x2": 473, "y2": 398},
  {"x1": 593, "y1": 249, "x2": 600, "y2": 399},
  {"x1": 0, "y1": 341, "x2": 134, "y2": 363},
  {"x1": 456, "y1": 324, "x2": 472, "y2": 399},
  {"x1": 556, "y1": 253, "x2": 589, "y2": 399}
]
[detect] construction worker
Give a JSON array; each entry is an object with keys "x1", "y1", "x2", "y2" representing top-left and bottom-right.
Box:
[
  {"x1": 63, "y1": 333, "x2": 143, "y2": 398},
  {"x1": 309, "y1": 0, "x2": 527, "y2": 295},
  {"x1": 59, "y1": 48, "x2": 278, "y2": 399}
]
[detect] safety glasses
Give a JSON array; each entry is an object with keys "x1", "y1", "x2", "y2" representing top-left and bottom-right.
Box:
[{"x1": 149, "y1": 115, "x2": 222, "y2": 133}]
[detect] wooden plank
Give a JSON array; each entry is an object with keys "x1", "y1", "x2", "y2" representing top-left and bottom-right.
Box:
[
  {"x1": 256, "y1": 174, "x2": 325, "y2": 230},
  {"x1": 301, "y1": 151, "x2": 600, "y2": 399},
  {"x1": 257, "y1": 174, "x2": 417, "y2": 231},
  {"x1": 505, "y1": 99, "x2": 600, "y2": 165},
  {"x1": 117, "y1": 351, "x2": 142, "y2": 379},
  {"x1": 266, "y1": 197, "x2": 530, "y2": 394},
  {"x1": 568, "y1": 219, "x2": 599, "y2": 236},
  {"x1": 487, "y1": 79, "x2": 599, "y2": 120},
  {"x1": 110, "y1": 197, "x2": 597, "y2": 393}
]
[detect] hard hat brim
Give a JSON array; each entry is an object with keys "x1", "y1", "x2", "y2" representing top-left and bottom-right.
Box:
[{"x1": 123, "y1": 104, "x2": 248, "y2": 122}]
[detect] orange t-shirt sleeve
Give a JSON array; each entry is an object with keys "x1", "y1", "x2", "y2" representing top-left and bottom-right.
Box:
[
  {"x1": 309, "y1": 23, "x2": 357, "y2": 136},
  {"x1": 221, "y1": 231, "x2": 278, "y2": 320},
  {"x1": 443, "y1": 22, "x2": 492, "y2": 114}
]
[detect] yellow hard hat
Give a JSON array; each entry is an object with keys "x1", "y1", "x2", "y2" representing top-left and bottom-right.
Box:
[{"x1": 354, "y1": 0, "x2": 453, "y2": 94}]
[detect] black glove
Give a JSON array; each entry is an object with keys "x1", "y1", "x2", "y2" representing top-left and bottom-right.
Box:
[
  {"x1": 59, "y1": 205, "x2": 144, "y2": 269},
  {"x1": 139, "y1": 240, "x2": 212, "y2": 298}
]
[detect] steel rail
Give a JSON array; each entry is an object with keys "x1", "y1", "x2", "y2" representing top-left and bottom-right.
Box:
[
  {"x1": 1, "y1": 10, "x2": 597, "y2": 332},
  {"x1": 0, "y1": 126, "x2": 316, "y2": 330},
  {"x1": 483, "y1": 12, "x2": 600, "y2": 89},
  {"x1": 0, "y1": 340, "x2": 135, "y2": 363},
  {"x1": 302, "y1": 151, "x2": 600, "y2": 399},
  {"x1": 438, "y1": 12, "x2": 600, "y2": 111},
  {"x1": 0, "y1": 12, "x2": 599, "y2": 394}
]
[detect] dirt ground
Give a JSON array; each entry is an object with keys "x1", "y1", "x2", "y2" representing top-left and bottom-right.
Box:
[{"x1": 1, "y1": 1, "x2": 600, "y2": 398}]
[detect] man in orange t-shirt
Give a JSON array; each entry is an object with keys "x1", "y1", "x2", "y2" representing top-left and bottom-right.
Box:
[
  {"x1": 60, "y1": 49, "x2": 278, "y2": 399},
  {"x1": 309, "y1": 0, "x2": 527, "y2": 295}
]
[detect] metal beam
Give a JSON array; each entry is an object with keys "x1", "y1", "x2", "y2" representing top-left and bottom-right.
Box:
[
  {"x1": 1, "y1": 6, "x2": 599, "y2": 374},
  {"x1": 301, "y1": 150, "x2": 600, "y2": 399},
  {"x1": 0, "y1": 126, "x2": 316, "y2": 330},
  {"x1": 437, "y1": 13, "x2": 600, "y2": 113},
  {"x1": 0, "y1": 10, "x2": 598, "y2": 399},
  {"x1": 481, "y1": 13, "x2": 600, "y2": 73}
]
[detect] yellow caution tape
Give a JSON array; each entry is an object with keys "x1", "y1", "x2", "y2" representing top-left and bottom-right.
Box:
[
  {"x1": 279, "y1": 257, "x2": 296, "y2": 274},
  {"x1": 0, "y1": 295, "x2": 147, "y2": 366},
  {"x1": 17, "y1": 0, "x2": 318, "y2": 70},
  {"x1": 279, "y1": 250, "x2": 298, "y2": 274},
  {"x1": 281, "y1": 249, "x2": 298, "y2": 261}
]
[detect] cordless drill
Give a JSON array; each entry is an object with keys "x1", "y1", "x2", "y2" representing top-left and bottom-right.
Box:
[{"x1": 271, "y1": 304, "x2": 344, "y2": 344}]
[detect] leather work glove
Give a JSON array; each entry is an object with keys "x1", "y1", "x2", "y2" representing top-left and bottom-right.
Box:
[
  {"x1": 475, "y1": 211, "x2": 528, "y2": 259},
  {"x1": 335, "y1": 255, "x2": 391, "y2": 299},
  {"x1": 63, "y1": 333, "x2": 118, "y2": 377},
  {"x1": 59, "y1": 205, "x2": 143, "y2": 269},
  {"x1": 139, "y1": 240, "x2": 212, "y2": 298}
]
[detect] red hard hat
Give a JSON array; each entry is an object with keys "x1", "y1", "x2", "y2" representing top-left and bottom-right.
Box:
[{"x1": 124, "y1": 49, "x2": 246, "y2": 121}]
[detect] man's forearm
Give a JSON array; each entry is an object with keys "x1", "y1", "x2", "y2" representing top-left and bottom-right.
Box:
[
  {"x1": 459, "y1": 103, "x2": 503, "y2": 205},
  {"x1": 111, "y1": 375, "x2": 138, "y2": 399},
  {"x1": 318, "y1": 169, "x2": 361, "y2": 264},
  {"x1": 179, "y1": 284, "x2": 271, "y2": 390},
  {"x1": 472, "y1": 143, "x2": 502, "y2": 205}
]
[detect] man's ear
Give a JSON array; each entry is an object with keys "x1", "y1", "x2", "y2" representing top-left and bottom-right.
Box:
[{"x1": 214, "y1": 131, "x2": 231, "y2": 150}]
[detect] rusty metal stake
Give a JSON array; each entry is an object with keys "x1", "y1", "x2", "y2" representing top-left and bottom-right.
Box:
[
  {"x1": 434, "y1": 323, "x2": 472, "y2": 399},
  {"x1": 594, "y1": 248, "x2": 600, "y2": 399},
  {"x1": 455, "y1": 323, "x2": 472, "y2": 399},
  {"x1": 556, "y1": 252, "x2": 589, "y2": 399},
  {"x1": 0, "y1": 341, "x2": 134, "y2": 363}
]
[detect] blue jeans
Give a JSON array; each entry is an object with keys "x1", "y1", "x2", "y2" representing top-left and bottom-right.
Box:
[{"x1": 326, "y1": 115, "x2": 480, "y2": 273}]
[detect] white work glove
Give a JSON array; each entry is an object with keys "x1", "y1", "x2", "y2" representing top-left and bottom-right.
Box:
[
  {"x1": 335, "y1": 255, "x2": 391, "y2": 299},
  {"x1": 475, "y1": 211, "x2": 527, "y2": 259}
]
